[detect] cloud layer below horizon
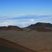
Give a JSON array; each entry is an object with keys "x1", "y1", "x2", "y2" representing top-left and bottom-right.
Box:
[
  {"x1": 0, "y1": 15, "x2": 52, "y2": 27},
  {"x1": 0, "y1": 0, "x2": 52, "y2": 27}
]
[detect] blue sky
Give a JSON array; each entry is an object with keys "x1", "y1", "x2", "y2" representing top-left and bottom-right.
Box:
[{"x1": 0, "y1": 0, "x2": 52, "y2": 27}]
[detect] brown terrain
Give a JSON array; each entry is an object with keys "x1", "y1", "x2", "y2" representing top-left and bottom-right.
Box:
[
  {"x1": 0, "y1": 22, "x2": 52, "y2": 52},
  {"x1": 0, "y1": 38, "x2": 36, "y2": 52}
]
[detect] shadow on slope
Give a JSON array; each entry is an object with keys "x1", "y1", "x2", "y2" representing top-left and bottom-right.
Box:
[{"x1": 0, "y1": 38, "x2": 37, "y2": 52}]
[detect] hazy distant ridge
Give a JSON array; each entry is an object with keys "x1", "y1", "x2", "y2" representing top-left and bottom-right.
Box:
[
  {"x1": 25, "y1": 22, "x2": 52, "y2": 32},
  {"x1": 0, "y1": 22, "x2": 52, "y2": 32}
]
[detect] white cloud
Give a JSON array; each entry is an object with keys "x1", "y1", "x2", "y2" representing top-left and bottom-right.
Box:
[
  {"x1": 0, "y1": 20, "x2": 16, "y2": 26},
  {"x1": 0, "y1": 19, "x2": 36, "y2": 27},
  {"x1": 0, "y1": 15, "x2": 52, "y2": 27}
]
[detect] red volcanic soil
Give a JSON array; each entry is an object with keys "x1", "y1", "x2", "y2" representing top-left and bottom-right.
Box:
[{"x1": 0, "y1": 38, "x2": 36, "y2": 52}]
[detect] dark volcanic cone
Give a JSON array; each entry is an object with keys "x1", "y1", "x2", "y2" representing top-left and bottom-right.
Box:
[{"x1": 26, "y1": 22, "x2": 52, "y2": 32}]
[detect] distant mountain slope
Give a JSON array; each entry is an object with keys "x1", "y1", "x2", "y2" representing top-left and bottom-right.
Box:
[
  {"x1": 25, "y1": 22, "x2": 52, "y2": 32},
  {"x1": 0, "y1": 25, "x2": 22, "y2": 31},
  {"x1": 0, "y1": 22, "x2": 52, "y2": 32},
  {"x1": 0, "y1": 38, "x2": 36, "y2": 52}
]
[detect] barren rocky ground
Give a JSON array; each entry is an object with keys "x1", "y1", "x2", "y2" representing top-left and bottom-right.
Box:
[{"x1": 0, "y1": 30, "x2": 52, "y2": 52}]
